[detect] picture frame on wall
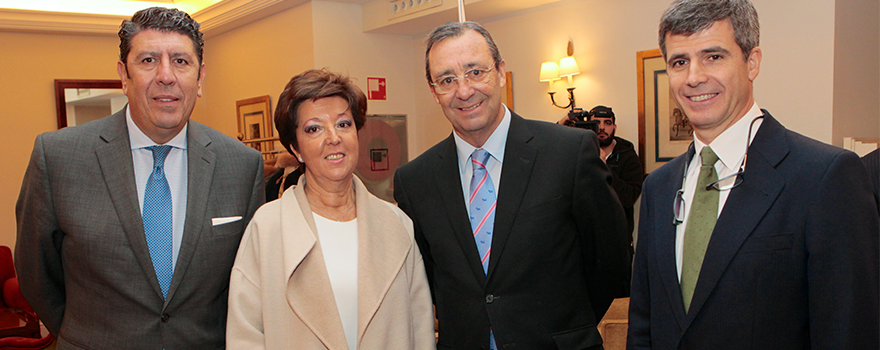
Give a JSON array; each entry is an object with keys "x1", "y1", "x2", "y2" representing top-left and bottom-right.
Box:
[
  {"x1": 637, "y1": 49, "x2": 692, "y2": 174},
  {"x1": 354, "y1": 114, "x2": 408, "y2": 203},
  {"x1": 235, "y1": 95, "x2": 275, "y2": 158},
  {"x1": 502, "y1": 71, "x2": 514, "y2": 111}
]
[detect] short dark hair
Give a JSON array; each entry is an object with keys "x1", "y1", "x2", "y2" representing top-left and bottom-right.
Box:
[
  {"x1": 275, "y1": 69, "x2": 367, "y2": 156},
  {"x1": 119, "y1": 7, "x2": 204, "y2": 66},
  {"x1": 659, "y1": 0, "x2": 759, "y2": 61},
  {"x1": 424, "y1": 21, "x2": 503, "y2": 83}
]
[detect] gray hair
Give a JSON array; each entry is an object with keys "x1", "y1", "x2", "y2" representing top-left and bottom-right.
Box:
[
  {"x1": 119, "y1": 7, "x2": 204, "y2": 66},
  {"x1": 424, "y1": 21, "x2": 503, "y2": 83},
  {"x1": 659, "y1": 0, "x2": 759, "y2": 61}
]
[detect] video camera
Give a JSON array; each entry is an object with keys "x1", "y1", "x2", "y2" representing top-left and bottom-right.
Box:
[{"x1": 563, "y1": 108, "x2": 598, "y2": 133}]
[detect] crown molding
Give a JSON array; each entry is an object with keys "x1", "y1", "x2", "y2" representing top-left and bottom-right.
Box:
[
  {"x1": 0, "y1": 8, "x2": 126, "y2": 35},
  {"x1": 194, "y1": 0, "x2": 307, "y2": 37},
  {"x1": 0, "y1": 0, "x2": 306, "y2": 36}
]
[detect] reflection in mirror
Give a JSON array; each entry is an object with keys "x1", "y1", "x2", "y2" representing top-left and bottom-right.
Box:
[{"x1": 54, "y1": 80, "x2": 127, "y2": 129}]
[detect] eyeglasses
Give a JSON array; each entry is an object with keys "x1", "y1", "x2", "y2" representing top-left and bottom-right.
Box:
[
  {"x1": 430, "y1": 67, "x2": 494, "y2": 95},
  {"x1": 673, "y1": 115, "x2": 764, "y2": 225},
  {"x1": 673, "y1": 169, "x2": 744, "y2": 225}
]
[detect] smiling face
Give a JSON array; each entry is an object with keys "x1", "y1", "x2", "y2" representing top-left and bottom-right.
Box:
[
  {"x1": 664, "y1": 19, "x2": 761, "y2": 144},
  {"x1": 117, "y1": 29, "x2": 205, "y2": 144},
  {"x1": 291, "y1": 96, "x2": 359, "y2": 187},
  {"x1": 428, "y1": 29, "x2": 506, "y2": 147}
]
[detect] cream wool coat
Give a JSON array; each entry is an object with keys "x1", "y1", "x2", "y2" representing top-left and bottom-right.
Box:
[{"x1": 227, "y1": 176, "x2": 436, "y2": 349}]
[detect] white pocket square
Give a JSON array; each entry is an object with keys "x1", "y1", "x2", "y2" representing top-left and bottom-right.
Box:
[{"x1": 212, "y1": 216, "x2": 242, "y2": 226}]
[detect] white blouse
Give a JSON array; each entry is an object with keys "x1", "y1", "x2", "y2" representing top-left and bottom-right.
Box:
[{"x1": 313, "y1": 214, "x2": 359, "y2": 350}]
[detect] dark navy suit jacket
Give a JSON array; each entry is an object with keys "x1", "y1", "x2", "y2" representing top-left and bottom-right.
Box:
[
  {"x1": 395, "y1": 112, "x2": 631, "y2": 349},
  {"x1": 628, "y1": 111, "x2": 879, "y2": 349}
]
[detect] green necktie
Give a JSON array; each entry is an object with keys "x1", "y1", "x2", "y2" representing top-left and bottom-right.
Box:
[{"x1": 680, "y1": 146, "x2": 719, "y2": 313}]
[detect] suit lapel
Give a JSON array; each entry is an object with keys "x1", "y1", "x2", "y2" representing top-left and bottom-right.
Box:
[
  {"x1": 283, "y1": 178, "x2": 349, "y2": 350},
  {"x1": 433, "y1": 136, "x2": 488, "y2": 285},
  {"x1": 354, "y1": 176, "x2": 411, "y2": 345},
  {"x1": 487, "y1": 113, "x2": 536, "y2": 278},
  {"x1": 685, "y1": 113, "x2": 787, "y2": 324},
  {"x1": 164, "y1": 123, "x2": 216, "y2": 305},
  {"x1": 94, "y1": 109, "x2": 165, "y2": 299},
  {"x1": 654, "y1": 147, "x2": 691, "y2": 329}
]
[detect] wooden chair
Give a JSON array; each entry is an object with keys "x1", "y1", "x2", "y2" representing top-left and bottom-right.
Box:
[{"x1": 597, "y1": 297, "x2": 630, "y2": 350}]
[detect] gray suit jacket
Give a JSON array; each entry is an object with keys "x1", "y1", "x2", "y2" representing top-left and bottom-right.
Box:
[{"x1": 15, "y1": 108, "x2": 265, "y2": 349}]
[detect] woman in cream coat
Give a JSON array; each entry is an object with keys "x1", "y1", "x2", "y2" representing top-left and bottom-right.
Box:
[{"x1": 227, "y1": 69, "x2": 435, "y2": 349}]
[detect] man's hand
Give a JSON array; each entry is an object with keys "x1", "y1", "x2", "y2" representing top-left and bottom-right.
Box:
[{"x1": 557, "y1": 114, "x2": 572, "y2": 125}]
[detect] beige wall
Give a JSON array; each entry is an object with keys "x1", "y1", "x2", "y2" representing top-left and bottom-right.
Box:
[
  {"x1": 0, "y1": 31, "x2": 119, "y2": 249},
  {"x1": 2, "y1": 0, "x2": 874, "y2": 251},
  {"x1": 404, "y1": 0, "x2": 845, "y2": 156},
  {"x1": 194, "y1": 2, "x2": 316, "y2": 138},
  {"x1": 310, "y1": 1, "x2": 430, "y2": 153},
  {"x1": 832, "y1": 0, "x2": 880, "y2": 145}
]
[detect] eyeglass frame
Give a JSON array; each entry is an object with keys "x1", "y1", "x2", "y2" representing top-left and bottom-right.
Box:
[
  {"x1": 430, "y1": 66, "x2": 495, "y2": 95},
  {"x1": 673, "y1": 115, "x2": 764, "y2": 225}
]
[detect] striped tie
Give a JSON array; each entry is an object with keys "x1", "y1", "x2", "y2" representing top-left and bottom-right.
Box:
[
  {"x1": 469, "y1": 149, "x2": 496, "y2": 274},
  {"x1": 470, "y1": 148, "x2": 497, "y2": 350}
]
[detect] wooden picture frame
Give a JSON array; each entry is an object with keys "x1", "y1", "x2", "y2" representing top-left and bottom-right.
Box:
[
  {"x1": 235, "y1": 95, "x2": 275, "y2": 158},
  {"x1": 54, "y1": 79, "x2": 124, "y2": 129},
  {"x1": 503, "y1": 71, "x2": 514, "y2": 111},
  {"x1": 637, "y1": 49, "x2": 692, "y2": 174}
]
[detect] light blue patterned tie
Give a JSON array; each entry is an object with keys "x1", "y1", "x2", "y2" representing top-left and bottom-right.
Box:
[
  {"x1": 143, "y1": 145, "x2": 174, "y2": 299},
  {"x1": 469, "y1": 149, "x2": 498, "y2": 350},
  {"x1": 469, "y1": 149, "x2": 496, "y2": 274}
]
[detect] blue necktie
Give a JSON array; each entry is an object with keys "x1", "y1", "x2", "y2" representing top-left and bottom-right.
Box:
[
  {"x1": 469, "y1": 149, "x2": 498, "y2": 350},
  {"x1": 469, "y1": 149, "x2": 496, "y2": 274},
  {"x1": 143, "y1": 145, "x2": 174, "y2": 299}
]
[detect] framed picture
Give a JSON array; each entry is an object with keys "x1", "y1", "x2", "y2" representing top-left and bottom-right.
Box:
[
  {"x1": 54, "y1": 79, "x2": 125, "y2": 129},
  {"x1": 502, "y1": 71, "x2": 514, "y2": 111},
  {"x1": 355, "y1": 114, "x2": 407, "y2": 203},
  {"x1": 637, "y1": 49, "x2": 692, "y2": 174},
  {"x1": 236, "y1": 95, "x2": 275, "y2": 158}
]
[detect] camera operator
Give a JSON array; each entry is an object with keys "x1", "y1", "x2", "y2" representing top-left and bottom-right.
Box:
[{"x1": 559, "y1": 106, "x2": 644, "y2": 247}]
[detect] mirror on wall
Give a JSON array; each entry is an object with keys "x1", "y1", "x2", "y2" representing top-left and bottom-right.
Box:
[{"x1": 54, "y1": 79, "x2": 127, "y2": 129}]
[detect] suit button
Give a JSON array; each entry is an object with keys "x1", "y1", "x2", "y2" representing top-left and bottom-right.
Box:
[
  {"x1": 161, "y1": 313, "x2": 170, "y2": 322},
  {"x1": 485, "y1": 294, "x2": 495, "y2": 304}
]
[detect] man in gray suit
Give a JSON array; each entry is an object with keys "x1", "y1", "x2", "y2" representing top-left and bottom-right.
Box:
[{"x1": 15, "y1": 7, "x2": 264, "y2": 349}]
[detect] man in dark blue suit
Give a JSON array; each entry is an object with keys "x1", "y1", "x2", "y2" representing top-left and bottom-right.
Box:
[
  {"x1": 628, "y1": 0, "x2": 879, "y2": 349},
  {"x1": 394, "y1": 21, "x2": 631, "y2": 349}
]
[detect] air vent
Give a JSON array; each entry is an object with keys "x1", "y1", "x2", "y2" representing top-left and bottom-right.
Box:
[{"x1": 389, "y1": 0, "x2": 442, "y2": 19}]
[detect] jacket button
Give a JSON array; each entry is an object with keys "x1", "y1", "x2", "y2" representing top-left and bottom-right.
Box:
[
  {"x1": 161, "y1": 313, "x2": 170, "y2": 322},
  {"x1": 485, "y1": 294, "x2": 495, "y2": 304}
]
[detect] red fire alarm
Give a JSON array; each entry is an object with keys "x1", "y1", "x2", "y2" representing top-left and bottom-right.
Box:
[{"x1": 367, "y1": 77, "x2": 386, "y2": 100}]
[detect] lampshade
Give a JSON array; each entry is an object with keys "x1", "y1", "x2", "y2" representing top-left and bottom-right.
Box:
[
  {"x1": 558, "y1": 56, "x2": 580, "y2": 77},
  {"x1": 539, "y1": 61, "x2": 560, "y2": 82}
]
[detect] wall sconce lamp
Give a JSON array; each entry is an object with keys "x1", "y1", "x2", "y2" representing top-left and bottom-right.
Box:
[{"x1": 539, "y1": 40, "x2": 581, "y2": 111}]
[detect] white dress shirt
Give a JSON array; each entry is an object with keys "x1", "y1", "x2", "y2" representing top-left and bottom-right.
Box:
[
  {"x1": 454, "y1": 106, "x2": 511, "y2": 212},
  {"x1": 128, "y1": 108, "x2": 188, "y2": 268},
  {"x1": 675, "y1": 103, "x2": 764, "y2": 280}
]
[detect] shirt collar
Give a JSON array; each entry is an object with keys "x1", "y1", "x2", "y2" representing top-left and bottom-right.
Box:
[
  {"x1": 454, "y1": 105, "x2": 511, "y2": 169},
  {"x1": 126, "y1": 106, "x2": 188, "y2": 150},
  {"x1": 693, "y1": 102, "x2": 763, "y2": 172}
]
